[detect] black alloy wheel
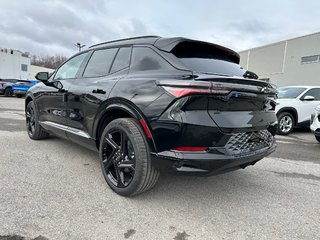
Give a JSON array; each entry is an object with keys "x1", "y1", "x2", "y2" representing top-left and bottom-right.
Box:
[
  {"x1": 26, "y1": 104, "x2": 36, "y2": 136},
  {"x1": 26, "y1": 101, "x2": 49, "y2": 140},
  {"x1": 99, "y1": 118, "x2": 159, "y2": 196},
  {"x1": 102, "y1": 129, "x2": 136, "y2": 188}
]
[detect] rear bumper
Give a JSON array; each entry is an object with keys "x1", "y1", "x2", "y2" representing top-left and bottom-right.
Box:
[{"x1": 151, "y1": 137, "x2": 276, "y2": 176}]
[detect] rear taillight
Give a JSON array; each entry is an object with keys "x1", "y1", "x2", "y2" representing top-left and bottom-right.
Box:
[
  {"x1": 162, "y1": 86, "x2": 212, "y2": 97},
  {"x1": 157, "y1": 80, "x2": 230, "y2": 98}
]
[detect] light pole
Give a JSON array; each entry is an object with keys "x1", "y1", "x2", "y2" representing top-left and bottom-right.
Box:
[{"x1": 74, "y1": 42, "x2": 86, "y2": 52}]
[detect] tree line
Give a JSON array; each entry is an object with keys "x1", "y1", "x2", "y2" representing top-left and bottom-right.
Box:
[{"x1": 31, "y1": 55, "x2": 67, "y2": 69}]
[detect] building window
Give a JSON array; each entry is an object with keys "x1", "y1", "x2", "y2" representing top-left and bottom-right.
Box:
[
  {"x1": 21, "y1": 64, "x2": 28, "y2": 72},
  {"x1": 301, "y1": 55, "x2": 319, "y2": 64}
]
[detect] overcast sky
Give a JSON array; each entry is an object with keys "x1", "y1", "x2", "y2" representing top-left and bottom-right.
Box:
[{"x1": 0, "y1": 0, "x2": 319, "y2": 57}]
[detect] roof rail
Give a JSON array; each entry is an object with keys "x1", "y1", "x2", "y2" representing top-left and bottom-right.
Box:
[{"x1": 89, "y1": 35, "x2": 161, "y2": 48}]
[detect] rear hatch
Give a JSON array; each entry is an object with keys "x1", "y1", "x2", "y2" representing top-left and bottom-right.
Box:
[{"x1": 170, "y1": 40, "x2": 277, "y2": 133}]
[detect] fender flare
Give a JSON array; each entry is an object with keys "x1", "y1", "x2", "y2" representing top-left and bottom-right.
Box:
[{"x1": 93, "y1": 98, "x2": 157, "y2": 152}]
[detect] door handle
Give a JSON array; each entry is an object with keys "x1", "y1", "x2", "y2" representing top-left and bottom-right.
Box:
[{"x1": 92, "y1": 89, "x2": 106, "y2": 94}]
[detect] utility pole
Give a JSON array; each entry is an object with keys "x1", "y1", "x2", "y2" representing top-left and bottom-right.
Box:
[{"x1": 74, "y1": 43, "x2": 86, "y2": 52}]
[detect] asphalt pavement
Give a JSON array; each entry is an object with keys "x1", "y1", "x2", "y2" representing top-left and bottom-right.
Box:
[{"x1": 0, "y1": 96, "x2": 319, "y2": 240}]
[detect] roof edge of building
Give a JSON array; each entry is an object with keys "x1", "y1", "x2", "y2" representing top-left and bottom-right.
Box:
[{"x1": 239, "y1": 31, "x2": 320, "y2": 53}]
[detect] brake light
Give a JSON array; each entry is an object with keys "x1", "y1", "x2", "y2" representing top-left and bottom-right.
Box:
[
  {"x1": 164, "y1": 87, "x2": 212, "y2": 97},
  {"x1": 158, "y1": 81, "x2": 230, "y2": 98},
  {"x1": 173, "y1": 147, "x2": 208, "y2": 152}
]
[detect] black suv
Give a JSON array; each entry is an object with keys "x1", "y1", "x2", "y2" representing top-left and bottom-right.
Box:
[{"x1": 26, "y1": 36, "x2": 277, "y2": 196}]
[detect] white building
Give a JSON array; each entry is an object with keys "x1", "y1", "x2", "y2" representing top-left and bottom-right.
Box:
[
  {"x1": 0, "y1": 48, "x2": 54, "y2": 80},
  {"x1": 239, "y1": 32, "x2": 320, "y2": 87}
]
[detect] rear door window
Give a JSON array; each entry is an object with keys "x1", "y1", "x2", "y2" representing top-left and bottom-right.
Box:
[
  {"x1": 83, "y1": 48, "x2": 118, "y2": 77},
  {"x1": 110, "y1": 47, "x2": 131, "y2": 73}
]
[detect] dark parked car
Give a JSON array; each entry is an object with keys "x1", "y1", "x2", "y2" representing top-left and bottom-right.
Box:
[
  {"x1": 13, "y1": 80, "x2": 39, "y2": 97},
  {"x1": 25, "y1": 36, "x2": 278, "y2": 196}
]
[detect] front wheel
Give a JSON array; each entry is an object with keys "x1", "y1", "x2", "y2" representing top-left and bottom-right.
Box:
[
  {"x1": 277, "y1": 112, "x2": 294, "y2": 135},
  {"x1": 26, "y1": 101, "x2": 49, "y2": 140},
  {"x1": 316, "y1": 135, "x2": 320, "y2": 143},
  {"x1": 99, "y1": 118, "x2": 159, "y2": 197}
]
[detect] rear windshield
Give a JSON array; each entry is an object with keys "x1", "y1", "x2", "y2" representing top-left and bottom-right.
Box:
[
  {"x1": 171, "y1": 42, "x2": 246, "y2": 77},
  {"x1": 278, "y1": 87, "x2": 306, "y2": 99}
]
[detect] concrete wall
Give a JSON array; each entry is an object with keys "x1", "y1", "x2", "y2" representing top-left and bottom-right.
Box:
[{"x1": 239, "y1": 32, "x2": 320, "y2": 87}]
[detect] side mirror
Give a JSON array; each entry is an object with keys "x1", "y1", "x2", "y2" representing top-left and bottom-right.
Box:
[
  {"x1": 53, "y1": 81, "x2": 63, "y2": 90},
  {"x1": 35, "y1": 72, "x2": 49, "y2": 81},
  {"x1": 302, "y1": 95, "x2": 315, "y2": 101}
]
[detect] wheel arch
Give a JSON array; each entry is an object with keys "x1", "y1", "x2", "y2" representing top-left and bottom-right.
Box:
[
  {"x1": 25, "y1": 95, "x2": 34, "y2": 111},
  {"x1": 94, "y1": 98, "x2": 156, "y2": 152},
  {"x1": 277, "y1": 107, "x2": 298, "y2": 126}
]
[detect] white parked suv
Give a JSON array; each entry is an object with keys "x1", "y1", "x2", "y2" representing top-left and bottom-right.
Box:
[
  {"x1": 310, "y1": 105, "x2": 320, "y2": 142},
  {"x1": 276, "y1": 86, "x2": 320, "y2": 135}
]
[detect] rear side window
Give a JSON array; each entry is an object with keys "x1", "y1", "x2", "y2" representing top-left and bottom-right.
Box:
[
  {"x1": 110, "y1": 47, "x2": 131, "y2": 73},
  {"x1": 171, "y1": 42, "x2": 245, "y2": 77},
  {"x1": 83, "y1": 48, "x2": 118, "y2": 77},
  {"x1": 130, "y1": 47, "x2": 173, "y2": 71}
]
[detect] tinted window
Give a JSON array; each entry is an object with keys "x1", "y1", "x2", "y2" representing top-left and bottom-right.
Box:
[
  {"x1": 278, "y1": 87, "x2": 307, "y2": 99},
  {"x1": 83, "y1": 48, "x2": 118, "y2": 77},
  {"x1": 302, "y1": 88, "x2": 320, "y2": 100},
  {"x1": 110, "y1": 47, "x2": 131, "y2": 73},
  {"x1": 54, "y1": 53, "x2": 87, "y2": 80},
  {"x1": 131, "y1": 47, "x2": 173, "y2": 71},
  {"x1": 179, "y1": 58, "x2": 246, "y2": 77},
  {"x1": 172, "y1": 42, "x2": 245, "y2": 77}
]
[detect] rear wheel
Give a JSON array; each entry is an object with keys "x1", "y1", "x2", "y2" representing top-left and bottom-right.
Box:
[
  {"x1": 4, "y1": 87, "x2": 13, "y2": 97},
  {"x1": 16, "y1": 94, "x2": 23, "y2": 98},
  {"x1": 277, "y1": 112, "x2": 294, "y2": 135},
  {"x1": 26, "y1": 101, "x2": 49, "y2": 140},
  {"x1": 316, "y1": 135, "x2": 320, "y2": 143},
  {"x1": 99, "y1": 118, "x2": 159, "y2": 197}
]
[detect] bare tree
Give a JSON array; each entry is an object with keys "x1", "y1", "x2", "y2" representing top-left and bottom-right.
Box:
[{"x1": 31, "y1": 55, "x2": 68, "y2": 69}]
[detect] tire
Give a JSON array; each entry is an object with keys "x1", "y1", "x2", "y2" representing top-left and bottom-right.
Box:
[
  {"x1": 4, "y1": 87, "x2": 13, "y2": 97},
  {"x1": 26, "y1": 101, "x2": 49, "y2": 140},
  {"x1": 99, "y1": 118, "x2": 160, "y2": 197},
  {"x1": 16, "y1": 94, "x2": 23, "y2": 98},
  {"x1": 316, "y1": 135, "x2": 320, "y2": 143},
  {"x1": 277, "y1": 112, "x2": 294, "y2": 135}
]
